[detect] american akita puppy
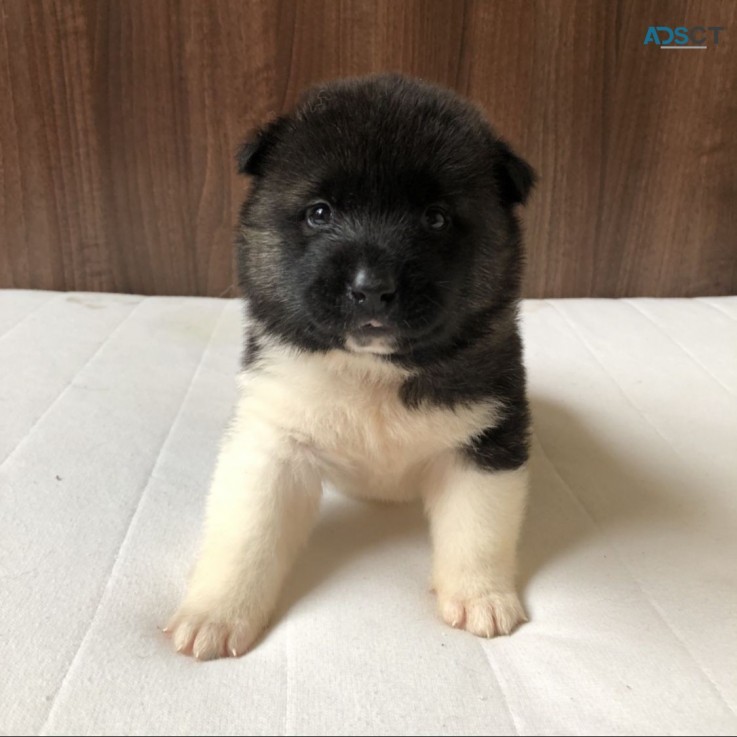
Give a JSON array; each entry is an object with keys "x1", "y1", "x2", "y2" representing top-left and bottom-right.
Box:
[{"x1": 166, "y1": 74, "x2": 535, "y2": 659}]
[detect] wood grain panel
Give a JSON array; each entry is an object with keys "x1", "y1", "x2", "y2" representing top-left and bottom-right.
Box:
[
  {"x1": 0, "y1": 0, "x2": 735, "y2": 297},
  {"x1": 592, "y1": 0, "x2": 737, "y2": 297}
]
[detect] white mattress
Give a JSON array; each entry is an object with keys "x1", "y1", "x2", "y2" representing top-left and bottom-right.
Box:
[{"x1": 1, "y1": 290, "x2": 736, "y2": 736}]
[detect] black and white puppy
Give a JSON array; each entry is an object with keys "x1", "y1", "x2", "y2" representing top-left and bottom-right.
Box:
[{"x1": 166, "y1": 74, "x2": 535, "y2": 659}]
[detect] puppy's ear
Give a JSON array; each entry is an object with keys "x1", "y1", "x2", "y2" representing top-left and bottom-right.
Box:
[
  {"x1": 235, "y1": 116, "x2": 289, "y2": 177},
  {"x1": 494, "y1": 140, "x2": 536, "y2": 206}
]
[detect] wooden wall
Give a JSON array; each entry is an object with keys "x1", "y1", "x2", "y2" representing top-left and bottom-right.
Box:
[{"x1": 1, "y1": 0, "x2": 735, "y2": 298}]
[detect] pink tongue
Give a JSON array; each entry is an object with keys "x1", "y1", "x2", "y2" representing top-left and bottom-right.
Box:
[{"x1": 365, "y1": 319, "x2": 384, "y2": 328}]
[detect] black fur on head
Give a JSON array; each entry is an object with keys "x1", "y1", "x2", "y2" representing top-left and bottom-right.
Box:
[{"x1": 234, "y1": 74, "x2": 535, "y2": 370}]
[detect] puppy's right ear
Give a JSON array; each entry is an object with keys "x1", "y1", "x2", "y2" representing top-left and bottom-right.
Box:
[{"x1": 235, "y1": 116, "x2": 289, "y2": 177}]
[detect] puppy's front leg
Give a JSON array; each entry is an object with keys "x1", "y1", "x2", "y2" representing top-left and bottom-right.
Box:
[
  {"x1": 425, "y1": 458, "x2": 528, "y2": 637},
  {"x1": 166, "y1": 408, "x2": 321, "y2": 660}
]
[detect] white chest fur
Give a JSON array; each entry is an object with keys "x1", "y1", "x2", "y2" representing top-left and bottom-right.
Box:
[{"x1": 233, "y1": 343, "x2": 501, "y2": 500}]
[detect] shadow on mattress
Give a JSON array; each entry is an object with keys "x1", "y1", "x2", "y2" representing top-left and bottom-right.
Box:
[
  {"x1": 518, "y1": 395, "x2": 691, "y2": 595},
  {"x1": 269, "y1": 394, "x2": 688, "y2": 641}
]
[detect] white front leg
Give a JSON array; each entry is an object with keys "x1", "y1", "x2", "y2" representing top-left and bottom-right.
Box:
[
  {"x1": 166, "y1": 407, "x2": 322, "y2": 660},
  {"x1": 425, "y1": 460, "x2": 528, "y2": 637}
]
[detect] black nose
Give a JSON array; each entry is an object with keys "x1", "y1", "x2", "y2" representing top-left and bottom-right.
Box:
[{"x1": 348, "y1": 268, "x2": 396, "y2": 311}]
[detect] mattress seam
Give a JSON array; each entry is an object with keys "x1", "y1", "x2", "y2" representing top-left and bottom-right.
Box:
[
  {"x1": 543, "y1": 299, "x2": 685, "y2": 465},
  {"x1": 37, "y1": 299, "x2": 230, "y2": 735},
  {"x1": 0, "y1": 291, "x2": 62, "y2": 342},
  {"x1": 476, "y1": 641, "x2": 522, "y2": 736},
  {"x1": 283, "y1": 614, "x2": 292, "y2": 735},
  {"x1": 695, "y1": 298, "x2": 737, "y2": 321},
  {"x1": 532, "y1": 429, "x2": 737, "y2": 720},
  {"x1": 0, "y1": 296, "x2": 146, "y2": 469},
  {"x1": 622, "y1": 299, "x2": 735, "y2": 396}
]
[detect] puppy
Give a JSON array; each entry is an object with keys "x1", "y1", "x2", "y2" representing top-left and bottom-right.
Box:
[{"x1": 166, "y1": 74, "x2": 535, "y2": 660}]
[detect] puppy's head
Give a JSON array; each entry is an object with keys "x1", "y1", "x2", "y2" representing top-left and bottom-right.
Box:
[{"x1": 236, "y1": 74, "x2": 534, "y2": 359}]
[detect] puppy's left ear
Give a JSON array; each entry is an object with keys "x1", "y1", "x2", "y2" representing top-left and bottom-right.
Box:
[
  {"x1": 494, "y1": 140, "x2": 536, "y2": 206},
  {"x1": 235, "y1": 116, "x2": 289, "y2": 177}
]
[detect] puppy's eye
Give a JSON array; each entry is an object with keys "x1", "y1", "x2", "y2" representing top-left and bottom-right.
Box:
[
  {"x1": 305, "y1": 202, "x2": 333, "y2": 228},
  {"x1": 422, "y1": 206, "x2": 450, "y2": 231}
]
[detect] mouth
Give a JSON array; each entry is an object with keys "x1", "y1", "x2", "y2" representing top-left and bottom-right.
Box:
[
  {"x1": 345, "y1": 318, "x2": 398, "y2": 354},
  {"x1": 356, "y1": 318, "x2": 393, "y2": 335}
]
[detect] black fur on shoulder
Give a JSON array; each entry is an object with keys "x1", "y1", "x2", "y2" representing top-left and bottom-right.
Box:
[{"x1": 233, "y1": 74, "x2": 535, "y2": 471}]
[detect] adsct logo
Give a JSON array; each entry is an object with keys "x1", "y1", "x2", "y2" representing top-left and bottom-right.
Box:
[{"x1": 644, "y1": 26, "x2": 724, "y2": 48}]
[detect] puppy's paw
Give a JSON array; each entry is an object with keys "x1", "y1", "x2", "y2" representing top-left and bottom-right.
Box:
[
  {"x1": 164, "y1": 606, "x2": 264, "y2": 661},
  {"x1": 437, "y1": 589, "x2": 527, "y2": 638}
]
